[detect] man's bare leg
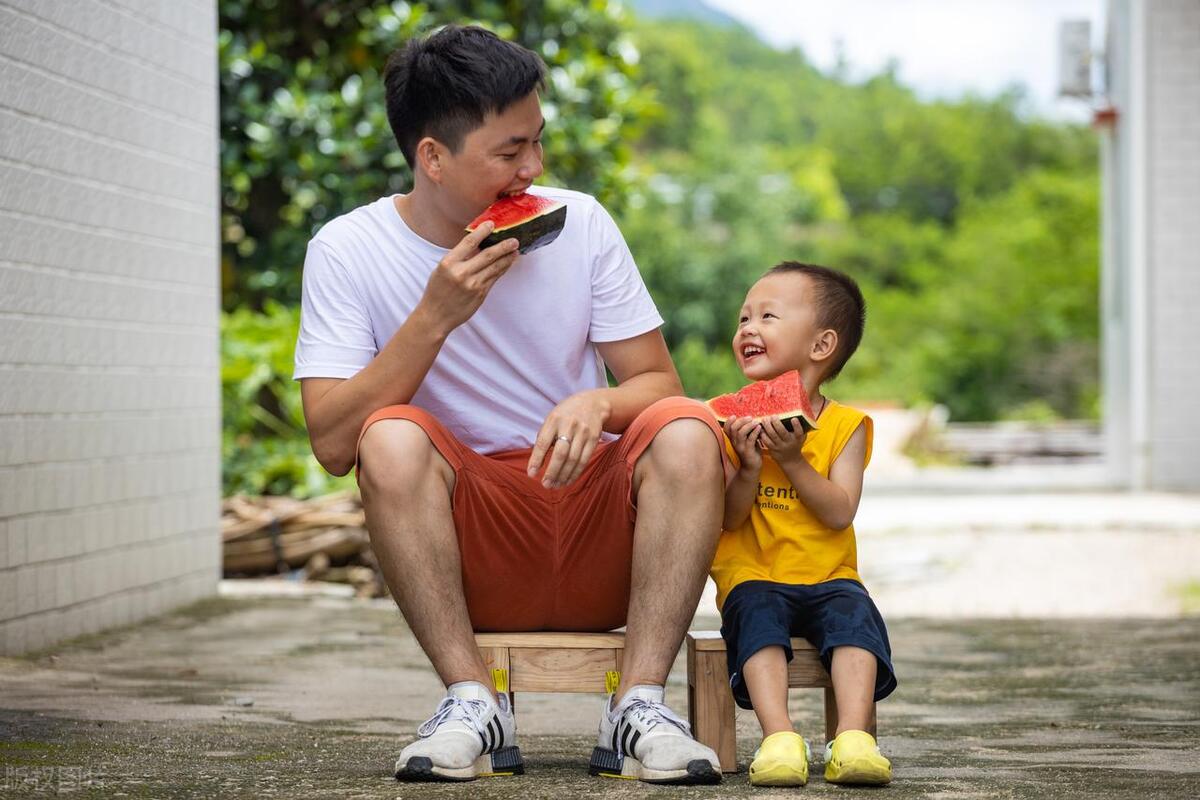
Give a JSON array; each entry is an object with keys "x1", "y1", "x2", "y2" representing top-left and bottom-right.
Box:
[
  {"x1": 357, "y1": 419, "x2": 492, "y2": 695},
  {"x1": 617, "y1": 418, "x2": 724, "y2": 701}
]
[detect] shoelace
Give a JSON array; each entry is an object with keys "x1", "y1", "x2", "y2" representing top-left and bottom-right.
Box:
[
  {"x1": 617, "y1": 697, "x2": 693, "y2": 754},
  {"x1": 416, "y1": 695, "x2": 490, "y2": 739}
]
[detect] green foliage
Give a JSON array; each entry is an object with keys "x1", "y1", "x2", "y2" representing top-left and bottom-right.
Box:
[
  {"x1": 907, "y1": 168, "x2": 1100, "y2": 420},
  {"x1": 221, "y1": 301, "x2": 355, "y2": 497},
  {"x1": 220, "y1": 0, "x2": 652, "y2": 310},
  {"x1": 624, "y1": 19, "x2": 1100, "y2": 421}
]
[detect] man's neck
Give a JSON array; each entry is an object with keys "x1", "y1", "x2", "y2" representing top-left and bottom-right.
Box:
[{"x1": 393, "y1": 187, "x2": 466, "y2": 250}]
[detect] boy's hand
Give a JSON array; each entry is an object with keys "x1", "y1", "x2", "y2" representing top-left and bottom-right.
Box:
[
  {"x1": 759, "y1": 416, "x2": 806, "y2": 466},
  {"x1": 724, "y1": 416, "x2": 763, "y2": 476}
]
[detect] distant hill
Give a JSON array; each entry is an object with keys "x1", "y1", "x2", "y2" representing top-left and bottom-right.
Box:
[{"x1": 627, "y1": 0, "x2": 742, "y2": 28}]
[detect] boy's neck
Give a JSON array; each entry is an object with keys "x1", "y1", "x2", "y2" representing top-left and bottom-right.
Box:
[{"x1": 798, "y1": 365, "x2": 829, "y2": 413}]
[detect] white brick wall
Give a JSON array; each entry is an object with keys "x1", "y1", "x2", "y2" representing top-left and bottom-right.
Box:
[
  {"x1": 0, "y1": 0, "x2": 220, "y2": 655},
  {"x1": 1146, "y1": 0, "x2": 1200, "y2": 489}
]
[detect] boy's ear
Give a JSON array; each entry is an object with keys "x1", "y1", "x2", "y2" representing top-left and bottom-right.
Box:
[
  {"x1": 415, "y1": 136, "x2": 447, "y2": 184},
  {"x1": 810, "y1": 329, "x2": 838, "y2": 365}
]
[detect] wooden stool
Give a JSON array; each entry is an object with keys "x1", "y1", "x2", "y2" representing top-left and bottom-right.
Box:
[
  {"x1": 476, "y1": 631, "x2": 626, "y2": 702},
  {"x1": 686, "y1": 631, "x2": 876, "y2": 773}
]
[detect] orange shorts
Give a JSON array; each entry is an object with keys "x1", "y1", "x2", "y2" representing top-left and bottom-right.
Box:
[{"x1": 354, "y1": 396, "x2": 727, "y2": 632}]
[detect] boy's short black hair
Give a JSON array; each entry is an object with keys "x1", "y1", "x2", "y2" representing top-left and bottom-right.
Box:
[
  {"x1": 766, "y1": 261, "x2": 866, "y2": 381},
  {"x1": 384, "y1": 25, "x2": 547, "y2": 169}
]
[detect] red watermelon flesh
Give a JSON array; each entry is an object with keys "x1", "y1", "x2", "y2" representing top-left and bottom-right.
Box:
[
  {"x1": 466, "y1": 192, "x2": 567, "y2": 255},
  {"x1": 706, "y1": 370, "x2": 819, "y2": 433}
]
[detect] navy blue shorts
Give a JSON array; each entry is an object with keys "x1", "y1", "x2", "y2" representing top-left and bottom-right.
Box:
[{"x1": 720, "y1": 579, "x2": 897, "y2": 709}]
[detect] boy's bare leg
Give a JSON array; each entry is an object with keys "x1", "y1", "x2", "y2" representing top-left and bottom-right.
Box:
[
  {"x1": 617, "y1": 419, "x2": 724, "y2": 701},
  {"x1": 357, "y1": 419, "x2": 494, "y2": 697},
  {"x1": 743, "y1": 646, "x2": 793, "y2": 736},
  {"x1": 830, "y1": 646, "x2": 877, "y2": 734}
]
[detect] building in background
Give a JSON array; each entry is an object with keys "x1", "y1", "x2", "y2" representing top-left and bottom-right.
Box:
[
  {"x1": 1101, "y1": 0, "x2": 1200, "y2": 490},
  {"x1": 0, "y1": 0, "x2": 220, "y2": 655}
]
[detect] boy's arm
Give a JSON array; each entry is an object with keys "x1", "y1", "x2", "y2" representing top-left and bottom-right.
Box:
[
  {"x1": 724, "y1": 469, "x2": 758, "y2": 530},
  {"x1": 774, "y1": 422, "x2": 868, "y2": 531},
  {"x1": 722, "y1": 417, "x2": 761, "y2": 530}
]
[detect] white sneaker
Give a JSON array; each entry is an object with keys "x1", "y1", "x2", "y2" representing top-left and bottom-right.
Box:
[
  {"x1": 589, "y1": 684, "x2": 721, "y2": 784},
  {"x1": 394, "y1": 681, "x2": 523, "y2": 782}
]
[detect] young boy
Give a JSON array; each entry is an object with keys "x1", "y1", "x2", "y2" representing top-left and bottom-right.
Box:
[{"x1": 711, "y1": 261, "x2": 896, "y2": 786}]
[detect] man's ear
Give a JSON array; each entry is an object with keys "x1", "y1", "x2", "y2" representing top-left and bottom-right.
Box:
[
  {"x1": 811, "y1": 329, "x2": 838, "y2": 365},
  {"x1": 415, "y1": 136, "x2": 446, "y2": 184}
]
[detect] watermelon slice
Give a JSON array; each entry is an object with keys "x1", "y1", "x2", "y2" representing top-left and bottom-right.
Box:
[
  {"x1": 706, "y1": 370, "x2": 819, "y2": 433},
  {"x1": 466, "y1": 192, "x2": 567, "y2": 255}
]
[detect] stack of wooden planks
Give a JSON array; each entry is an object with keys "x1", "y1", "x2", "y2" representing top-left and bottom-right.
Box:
[{"x1": 221, "y1": 491, "x2": 371, "y2": 578}]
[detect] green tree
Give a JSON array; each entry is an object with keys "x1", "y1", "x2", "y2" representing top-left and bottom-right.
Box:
[
  {"x1": 622, "y1": 18, "x2": 1099, "y2": 420},
  {"x1": 220, "y1": 0, "x2": 652, "y2": 311}
]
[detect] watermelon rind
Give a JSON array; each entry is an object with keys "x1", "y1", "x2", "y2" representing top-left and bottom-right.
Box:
[
  {"x1": 710, "y1": 411, "x2": 816, "y2": 434},
  {"x1": 467, "y1": 195, "x2": 568, "y2": 255},
  {"x1": 706, "y1": 370, "x2": 819, "y2": 433}
]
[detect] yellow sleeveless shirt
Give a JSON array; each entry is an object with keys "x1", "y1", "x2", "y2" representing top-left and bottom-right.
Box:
[{"x1": 710, "y1": 401, "x2": 873, "y2": 611}]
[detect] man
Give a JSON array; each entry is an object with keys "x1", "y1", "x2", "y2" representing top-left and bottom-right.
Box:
[{"x1": 293, "y1": 25, "x2": 727, "y2": 785}]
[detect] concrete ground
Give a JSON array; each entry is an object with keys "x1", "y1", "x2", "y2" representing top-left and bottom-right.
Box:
[
  {"x1": 2, "y1": 592, "x2": 1199, "y2": 799},
  {"x1": 4, "y1": 457, "x2": 1199, "y2": 798}
]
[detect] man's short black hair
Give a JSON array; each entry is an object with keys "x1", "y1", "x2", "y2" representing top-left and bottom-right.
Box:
[
  {"x1": 384, "y1": 25, "x2": 547, "y2": 168},
  {"x1": 765, "y1": 261, "x2": 866, "y2": 381}
]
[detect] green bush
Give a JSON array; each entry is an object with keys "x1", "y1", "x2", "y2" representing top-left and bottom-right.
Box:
[{"x1": 221, "y1": 301, "x2": 356, "y2": 498}]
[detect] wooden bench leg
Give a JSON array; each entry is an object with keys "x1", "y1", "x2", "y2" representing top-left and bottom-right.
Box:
[
  {"x1": 688, "y1": 643, "x2": 737, "y2": 772},
  {"x1": 478, "y1": 645, "x2": 514, "y2": 709}
]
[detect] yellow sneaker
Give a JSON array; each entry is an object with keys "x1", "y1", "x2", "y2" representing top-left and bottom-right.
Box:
[
  {"x1": 823, "y1": 730, "x2": 891, "y2": 785},
  {"x1": 749, "y1": 731, "x2": 809, "y2": 787}
]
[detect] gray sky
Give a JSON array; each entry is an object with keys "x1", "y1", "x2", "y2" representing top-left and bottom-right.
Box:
[{"x1": 702, "y1": 0, "x2": 1106, "y2": 120}]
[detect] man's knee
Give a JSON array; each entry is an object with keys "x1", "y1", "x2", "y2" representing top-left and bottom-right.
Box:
[
  {"x1": 357, "y1": 418, "x2": 455, "y2": 499},
  {"x1": 639, "y1": 416, "x2": 723, "y2": 484}
]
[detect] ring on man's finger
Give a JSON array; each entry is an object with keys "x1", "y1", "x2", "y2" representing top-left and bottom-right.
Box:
[{"x1": 556, "y1": 435, "x2": 571, "y2": 445}]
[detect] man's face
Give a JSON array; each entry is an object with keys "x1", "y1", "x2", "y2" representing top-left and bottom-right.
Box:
[
  {"x1": 439, "y1": 91, "x2": 545, "y2": 223},
  {"x1": 733, "y1": 272, "x2": 825, "y2": 381}
]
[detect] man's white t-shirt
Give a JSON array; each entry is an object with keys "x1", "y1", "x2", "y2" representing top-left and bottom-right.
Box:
[{"x1": 293, "y1": 185, "x2": 664, "y2": 454}]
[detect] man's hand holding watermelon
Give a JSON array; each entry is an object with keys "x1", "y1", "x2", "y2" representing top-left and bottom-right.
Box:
[{"x1": 416, "y1": 219, "x2": 521, "y2": 336}]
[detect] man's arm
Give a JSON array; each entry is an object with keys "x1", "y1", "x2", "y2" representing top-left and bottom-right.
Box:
[
  {"x1": 300, "y1": 223, "x2": 520, "y2": 476},
  {"x1": 594, "y1": 328, "x2": 684, "y2": 431},
  {"x1": 525, "y1": 329, "x2": 682, "y2": 488},
  {"x1": 300, "y1": 304, "x2": 449, "y2": 476}
]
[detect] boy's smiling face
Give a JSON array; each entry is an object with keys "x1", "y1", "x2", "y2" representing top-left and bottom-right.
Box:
[{"x1": 733, "y1": 272, "x2": 829, "y2": 381}]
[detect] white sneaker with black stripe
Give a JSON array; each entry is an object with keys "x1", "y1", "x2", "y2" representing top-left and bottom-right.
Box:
[
  {"x1": 589, "y1": 684, "x2": 721, "y2": 784},
  {"x1": 394, "y1": 681, "x2": 523, "y2": 781}
]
